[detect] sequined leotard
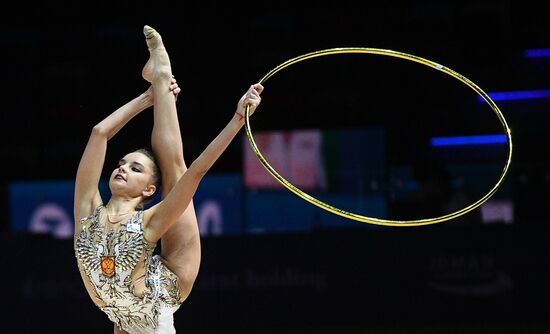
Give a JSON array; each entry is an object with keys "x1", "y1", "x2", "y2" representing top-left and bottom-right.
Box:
[{"x1": 74, "y1": 205, "x2": 182, "y2": 334}]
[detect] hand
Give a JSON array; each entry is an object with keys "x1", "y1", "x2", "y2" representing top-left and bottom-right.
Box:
[
  {"x1": 143, "y1": 76, "x2": 181, "y2": 104},
  {"x1": 236, "y1": 83, "x2": 264, "y2": 119}
]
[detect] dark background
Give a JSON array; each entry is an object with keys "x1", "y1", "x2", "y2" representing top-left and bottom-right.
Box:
[{"x1": 3, "y1": 0, "x2": 549, "y2": 333}]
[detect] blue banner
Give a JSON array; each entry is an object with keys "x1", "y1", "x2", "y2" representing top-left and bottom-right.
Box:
[{"x1": 8, "y1": 175, "x2": 244, "y2": 239}]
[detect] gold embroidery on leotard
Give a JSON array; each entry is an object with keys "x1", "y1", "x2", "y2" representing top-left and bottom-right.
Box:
[{"x1": 75, "y1": 206, "x2": 185, "y2": 332}]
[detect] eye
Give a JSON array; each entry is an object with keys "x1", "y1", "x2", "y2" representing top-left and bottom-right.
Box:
[{"x1": 132, "y1": 167, "x2": 141, "y2": 172}]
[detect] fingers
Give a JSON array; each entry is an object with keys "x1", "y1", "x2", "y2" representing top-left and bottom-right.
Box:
[
  {"x1": 247, "y1": 83, "x2": 263, "y2": 96},
  {"x1": 169, "y1": 75, "x2": 181, "y2": 97},
  {"x1": 243, "y1": 84, "x2": 263, "y2": 109},
  {"x1": 246, "y1": 87, "x2": 260, "y2": 101},
  {"x1": 252, "y1": 83, "x2": 264, "y2": 94},
  {"x1": 235, "y1": 84, "x2": 264, "y2": 120},
  {"x1": 170, "y1": 76, "x2": 178, "y2": 89},
  {"x1": 247, "y1": 83, "x2": 263, "y2": 100}
]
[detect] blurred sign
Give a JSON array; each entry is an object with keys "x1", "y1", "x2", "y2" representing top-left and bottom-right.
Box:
[
  {"x1": 9, "y1": 175, "x2": 244, "y2": 239},
  {"x1": 9, "y1": 180, "x2": 76, "y2": 239}
]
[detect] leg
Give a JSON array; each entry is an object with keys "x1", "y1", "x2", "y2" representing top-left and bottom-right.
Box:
[{"x1": 143, "y1": 25, "x2": 201, "y2": 301}]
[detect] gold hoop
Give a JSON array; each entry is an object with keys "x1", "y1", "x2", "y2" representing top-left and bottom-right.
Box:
[{"x1": 244, "y1": 47, "x2": 512, "y2": 227}]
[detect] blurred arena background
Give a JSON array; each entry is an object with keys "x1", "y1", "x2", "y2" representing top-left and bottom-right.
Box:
[{"x1": 3, "y1": 0, "x2": 549, "y2": 333}]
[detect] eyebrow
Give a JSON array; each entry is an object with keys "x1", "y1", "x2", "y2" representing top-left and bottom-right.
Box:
[{"x1": 119, "y1": 159, "x2": 146, "y2": 168}]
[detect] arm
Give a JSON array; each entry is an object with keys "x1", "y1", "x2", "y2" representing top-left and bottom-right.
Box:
[
  {"x1": 144, "y1": 84, "x2": 263, "y2": 242},
  {"x1": 74, "y1": 90, "x2": 154, "y2": 223}
]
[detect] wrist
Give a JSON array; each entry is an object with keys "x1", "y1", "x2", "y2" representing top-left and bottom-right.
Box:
[
  {"x1": 138, "y1": 92, "x2": 153, "y2": 109},
  {"x1": 234, "y1": 111, "x2": 244, "y2": 122}
]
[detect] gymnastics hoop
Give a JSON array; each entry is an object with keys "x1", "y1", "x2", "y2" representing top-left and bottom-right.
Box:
[{"x1": 243, "y1": 47, "x2": 512, "y2": 227}]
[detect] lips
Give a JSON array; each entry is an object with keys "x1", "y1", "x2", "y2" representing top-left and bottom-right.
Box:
[{"x1": 114, "y1": 173, "x2": 126, "y2": 181}]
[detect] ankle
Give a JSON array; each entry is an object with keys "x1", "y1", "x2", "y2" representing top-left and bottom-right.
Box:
[{"x1": 152, "y1": 67, "x2": 173, "y2": 82}]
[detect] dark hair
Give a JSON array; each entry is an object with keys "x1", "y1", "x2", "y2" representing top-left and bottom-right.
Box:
[{"x1": 134, "y1": 147, "x2": 162, "y2": 207}]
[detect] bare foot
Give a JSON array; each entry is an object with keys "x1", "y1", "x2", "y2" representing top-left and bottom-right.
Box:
[{"x1": 142, "y1": 25, "x2": 172, "y2": 82}]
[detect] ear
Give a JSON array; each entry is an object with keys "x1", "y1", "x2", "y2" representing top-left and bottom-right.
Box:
[{"x1": 142, "y1": 184, "x2": 157, "y2": 198}]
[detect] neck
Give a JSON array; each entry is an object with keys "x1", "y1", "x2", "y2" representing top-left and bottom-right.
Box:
[
  {"x1": 105, "y1": 197, "x2": 139, "y2": 216},
  {"x1": 105, "y1": 202, "x2": 137, "y2": 224}
]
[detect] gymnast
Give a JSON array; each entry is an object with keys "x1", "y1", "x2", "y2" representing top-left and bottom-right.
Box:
[{"x1": 74, "y1": 25, "x2": 263, "y2": 333}]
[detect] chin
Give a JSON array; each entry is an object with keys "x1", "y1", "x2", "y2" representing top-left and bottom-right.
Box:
[{"x1": 108, "y1": 181, "x2": 125, "y2": 195}]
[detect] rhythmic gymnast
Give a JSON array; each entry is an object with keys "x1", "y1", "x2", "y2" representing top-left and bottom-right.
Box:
[{"x1": 74, "y1": 25, "x2": 263, "y2": 333}]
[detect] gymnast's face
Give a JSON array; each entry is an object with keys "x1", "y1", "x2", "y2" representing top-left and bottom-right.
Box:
[{"x1": 109, "y1": 152, "x2": 157, "y2": 199}]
